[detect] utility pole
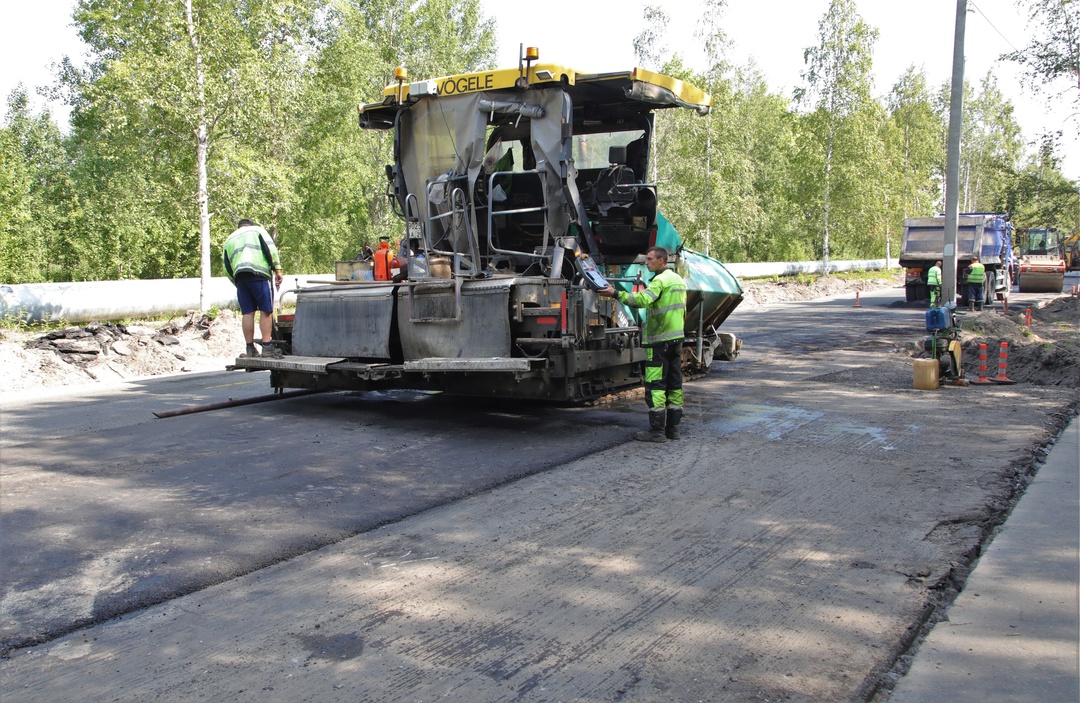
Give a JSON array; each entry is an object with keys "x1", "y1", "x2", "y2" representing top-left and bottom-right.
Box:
[{"x1": 942, "y1": 0, "x2": 967, "y2": 307}]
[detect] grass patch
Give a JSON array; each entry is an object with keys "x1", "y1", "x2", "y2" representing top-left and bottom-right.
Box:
[{"x1": 0, "y1": 312, "x2": 69, "y2": 334}]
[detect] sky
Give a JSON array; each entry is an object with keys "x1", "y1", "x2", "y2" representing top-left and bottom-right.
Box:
[{"x1": 3, "y1": 0, "x2": 1076, "y2": 179}]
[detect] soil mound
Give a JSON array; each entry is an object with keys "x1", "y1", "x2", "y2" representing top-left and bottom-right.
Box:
[
  {"x1": 1, "y1": 310, "x2": 245, "y2": 393},
  {"x1": 739, "y1": 275, "x2": 898, "y2": 307},
  {"x1": 959, "y1": 297, "x2": 1080, "y2": 387}
]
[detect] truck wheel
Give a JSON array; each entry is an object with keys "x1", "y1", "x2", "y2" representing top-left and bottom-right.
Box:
[
  {"x1": 905, "y1": 283, "x2": 916, "y2": 302},
  {"x1": 984, "y1": 271, "x2": 995, "y2": 305}
]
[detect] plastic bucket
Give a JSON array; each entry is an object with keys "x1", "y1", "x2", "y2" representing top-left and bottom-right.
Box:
[{"x1": 913, "y1": 358, "x2": 939, "y2": 390}]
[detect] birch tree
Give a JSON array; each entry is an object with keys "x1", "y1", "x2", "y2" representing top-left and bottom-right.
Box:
[
  {"x1": 68, "y1": 0, "x2": 316, "y2": 303},
  {"x1": 795, "y1": 0, "x2": 877, "y2": 271}
]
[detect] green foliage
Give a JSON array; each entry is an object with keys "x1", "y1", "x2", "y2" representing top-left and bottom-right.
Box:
[
  {"x1": 884, "y1": 65, "x2": 945, "y2": 256},
  {"x1": 0, "y1": 90, "x2": 75, "y2": 283},
  {"x1": 1003, "y1": 0, "x2": 1080, "y2": 107},
  {"x1": 1, "y1": 0, "x2": 1073, "y2": 288},
  {"x1": 794, "y1": 0, "x2": 879, "y2": 268},
  {"x1": 958, "y1": 73, "x2": 1026, "y2": 212},
  {"x1": 278, "y1": 0, "x2": 496, "y2": 271},
  {"x1": 1004, "y1": 137, "x2": 1080, "y2": 233},
  {"x1": 0, "y1": 306, "x2": 37, "y2": 332}
]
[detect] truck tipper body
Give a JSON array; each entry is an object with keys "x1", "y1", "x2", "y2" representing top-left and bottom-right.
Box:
[
  {"x1": 233, "y1": 54, "x2": 743, "y2": 402},
  {"x1": 899, "y1": 214, "x2": 1013, "y2": 305}
]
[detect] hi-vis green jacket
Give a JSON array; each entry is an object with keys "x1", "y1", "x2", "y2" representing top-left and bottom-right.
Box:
[
  {"x1": 223, "y1": 225, "x2": 281, "y2": 283},
  {"x1": 616, "y1": 267, "x2": 687, "y2": 345}
]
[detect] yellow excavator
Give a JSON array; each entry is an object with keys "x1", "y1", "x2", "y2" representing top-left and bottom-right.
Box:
[
  {"x1": 1015, "y1": 227, "x2": 1067, "y2": 293},
  {"x1": 1064, "y1": 230, "x2": 1080, "y2": 271}
]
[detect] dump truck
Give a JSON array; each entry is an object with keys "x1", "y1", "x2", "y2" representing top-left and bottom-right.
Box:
[
  {"x1": 234, "y1": 50, "x2": 743, "y2": 402},
  {"x1": 1015, "y1": 227, "x2": 1067, "y2": 293},
  {"x1": 899, "y1": 214, "x2": 1013, "y2": 305}
]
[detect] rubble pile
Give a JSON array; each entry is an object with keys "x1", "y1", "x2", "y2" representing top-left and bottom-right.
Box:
[
  {"x1": 1, "y1": 309, "x2": 244, "y2": 392},
  {"x1": 26, "y1": 322, "x2": 181, "y2": 367}
]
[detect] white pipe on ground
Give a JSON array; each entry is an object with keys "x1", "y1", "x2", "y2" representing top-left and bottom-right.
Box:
[
  {"x1": 0, "y1": 275, "x2": 336, "y2": 324},
  {"x1": 1, "y1": 262, "x2": 895, "y2": 324}
]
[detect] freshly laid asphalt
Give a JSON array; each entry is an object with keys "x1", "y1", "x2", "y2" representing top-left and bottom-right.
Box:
[{"x1": 888, "y1": 416, "x2": 1079, "y2": 702}]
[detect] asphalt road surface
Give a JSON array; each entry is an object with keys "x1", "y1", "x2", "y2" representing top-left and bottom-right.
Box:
[{"x1": 1, "y1": 284, "x2": 1076, "y2": 702}]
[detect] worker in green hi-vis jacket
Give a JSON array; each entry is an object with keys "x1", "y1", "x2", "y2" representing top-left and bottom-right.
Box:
[{"x1": 599, "y1": 245, "x2": 687, "y2": 442}]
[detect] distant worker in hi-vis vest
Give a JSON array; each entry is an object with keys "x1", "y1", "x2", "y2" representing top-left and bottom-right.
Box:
[
  {"x1": 965, "y1": 256, "x2": 986, "y2": 311},
  {"x1": 927, "y1": 260, "x2": 942, "y2": 308}
]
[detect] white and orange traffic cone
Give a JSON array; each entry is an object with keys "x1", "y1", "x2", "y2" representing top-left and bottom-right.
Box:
[
  {"x1": 972, "y1": 343, "x2": 993, "y2": 384},
  {"x1": 991, "y1": 341, "x2": 1017, "y2": 384}
]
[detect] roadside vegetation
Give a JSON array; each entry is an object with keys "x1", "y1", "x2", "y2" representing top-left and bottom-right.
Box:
[{"x1": 1, "y1": 0, "x2": 1076, "y2": 288}]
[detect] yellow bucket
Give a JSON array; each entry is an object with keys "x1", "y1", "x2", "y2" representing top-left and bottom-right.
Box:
[{"x1": 913, "y1": 358, "x2": 940, "y2": 390}]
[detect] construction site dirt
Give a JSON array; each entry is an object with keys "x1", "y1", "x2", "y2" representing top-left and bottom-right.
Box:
[{"x1": 0, "y1": 278, "x2": 1077, "y2": 703}]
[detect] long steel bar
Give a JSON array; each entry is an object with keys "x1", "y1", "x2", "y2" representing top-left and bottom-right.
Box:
[{"x1": 153, "y1": 389, "x2": 327, "y2": 419}]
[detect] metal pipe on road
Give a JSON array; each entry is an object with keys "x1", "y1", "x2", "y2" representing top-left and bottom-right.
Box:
[{"x1": 153, "y1": 388, "x2": 328, "y2": 418}]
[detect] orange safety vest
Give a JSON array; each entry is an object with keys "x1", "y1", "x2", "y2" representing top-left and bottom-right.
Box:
[{"x1": 373, "y1": 243, "x2": 393, "y2": 281}]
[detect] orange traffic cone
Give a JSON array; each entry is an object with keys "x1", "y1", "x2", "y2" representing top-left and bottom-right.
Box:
[
  {"x1": 990, "y1": 342, "x2": 1017, "y2": 384},
  {"x1": 853, "y1": 291, "x2": 862, "y2": 308},
  {"x1": 972, "y1": 343, "x2": 993, "y2": 384}
]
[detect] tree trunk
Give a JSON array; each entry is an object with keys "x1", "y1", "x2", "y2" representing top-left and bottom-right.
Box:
[
  {"x1": 186, "y1": 0, "x2": 212, "y2": 311},
  {"x1": 822, "y1": 126, "x2": 834, "y2": 275}
]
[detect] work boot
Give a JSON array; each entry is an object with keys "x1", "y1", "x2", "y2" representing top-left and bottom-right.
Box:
[
  {"x1": 240, "y1": 343, "x2": 258, "y2": 358},
  {"x1": 259, "y1": 343, "x2": 283, "y2": 359},
  {"x1": 634, "y1": 411, "x2": 667, "y2": 443},
  {"x1": 665, "y1": 407, "x2": 683, "y2": 440}
]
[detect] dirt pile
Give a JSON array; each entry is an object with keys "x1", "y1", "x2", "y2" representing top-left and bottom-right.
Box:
[
  {"x1": 958, "y1": 297, "x2": 1080, "y2": 387},
  {"x1": 0, "y1": 310, "x2": 246, "y2": 393},
  {"x1": 739, "y1": 273, "x2": 897, "y2": 307}
]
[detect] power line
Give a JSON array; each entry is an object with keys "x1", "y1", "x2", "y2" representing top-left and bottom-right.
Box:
[{"x1": 969, "y1": 0, "x2": 1022, "y2": 55}]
